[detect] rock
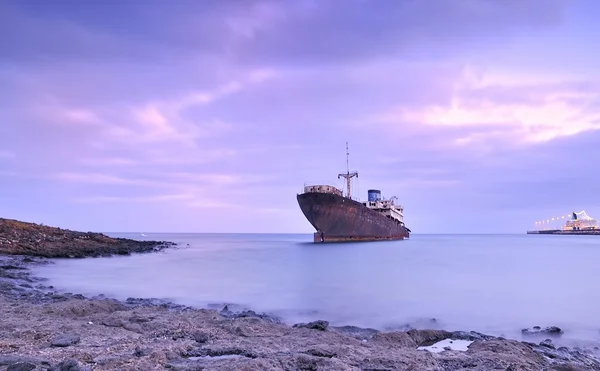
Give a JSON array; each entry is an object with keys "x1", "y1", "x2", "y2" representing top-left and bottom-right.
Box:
[
  {"x1": 295, "y1": 354, "x2": 319, "y2": 370},
  {"x1": 522, "y1": 326, "x2": 564, "y2": 336},
  {"x1": 0, "y1": 217, "x2": 177, "y2": 258},
  {"x1": 7, "y1": 363, "x2": 36, "y2": 371},
  {"x1": 0, "y1": 355, "x2": 51, "y2": 368},
  {"x1": 231, "y1": 309, "x2": 282, "y2": 323},
  {"x1": 450, "y1": 330, "x2": 496, "y2": 341},
  {"x1": 49, "y1": 359, "x2": 81, "y2": 371},
  {"x1": 371, "y1": 331, "x2": 418, "y2": 348},
  {"x1": 407, "y1": 329, "x2": 452, "y2": 346},
  {"x1": 134, "y1": 346, "x2": 152, "y2": 357},
  {"x1": 541, "y1": 339, "x2": 556, "y2": 349},
  {"x1": 50, "y1": 334, "x2": 80, "y2": 347},
  {"x1": 217, "y1": 306, "x2": 283, "y2": 324},
  {"x1": 330, "y1": 325, "x2": 380, "y2": 340},
  {"x1": 100, "y1": 317, "x2": 124, "y2": 328},
  {"x1": 192, "y1": 331, "x2": 210, "y2": 343},
  {"x1": 129, "y1": 314, "x2": 151, "y2": 323},
  {"x1": 302, "y1": 346, "x2": 337, "y2": 358},
  {"x1": 183, "y1": 347, "x2": 258, "y2": 359},
  {"x1": 293, "y1": 320, "x2": 329, "y2": 331}
]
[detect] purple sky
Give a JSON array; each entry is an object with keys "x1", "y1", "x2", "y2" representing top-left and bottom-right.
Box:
[{"x1": 1, "y1": 0, "x2": 599, "y2": 234}]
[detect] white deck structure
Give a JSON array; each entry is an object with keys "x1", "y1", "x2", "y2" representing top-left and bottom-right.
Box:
[
  {"x1": 565, "y1": 210, "x2": 599, "y2": 231},
  {"x1": 361, "y1": 197, "x2": 404, "y2": 225}
]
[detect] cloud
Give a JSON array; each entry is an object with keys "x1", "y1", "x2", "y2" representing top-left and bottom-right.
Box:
[
  {"x1": 187, "y1": 200, "x2": 236, "y2": 209},
  {"x1": 79, "y1": 157, "x2": 139, "y2": 167},
  {"x1": 0, "y1": 0, "x2": 571, "y2": 70},
  {"x1": 63, "y1": 109, "x2": 102, "y2": 125},
  {"x1": 228, "y1": 0, "x2": 570, "y2": 66},
  {"x1": 41, "y1": 68, "x2": 276, "y2": 150},
  {"x1": 50, "y1": 170, "x2": 280, "y2": 208},
  {"x1": 72, "y1": 193, "x2": 196, "y2": 204},
  {"x1": 54, "y1": 172, "x2": 141, "y2": 185},
  {"x1": 0, "y1": 150, "x2": 15, "y2": 159},
  {"x1": 372, "y1": 67, "x2": 600, "y2": 147}
]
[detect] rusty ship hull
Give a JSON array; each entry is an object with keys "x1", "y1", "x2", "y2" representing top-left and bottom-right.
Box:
[{"x1": 297, "y1": 191, "x2": 410, "y2": 243}]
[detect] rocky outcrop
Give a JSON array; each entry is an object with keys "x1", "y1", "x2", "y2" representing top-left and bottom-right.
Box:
[{"x1": 0, "y1": 217, "x2": 175, "y2": 258}]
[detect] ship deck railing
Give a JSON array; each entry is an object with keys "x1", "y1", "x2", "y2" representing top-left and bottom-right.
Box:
[{"x1": 301, "y1": 183, "x2": 343, "y2": 197}]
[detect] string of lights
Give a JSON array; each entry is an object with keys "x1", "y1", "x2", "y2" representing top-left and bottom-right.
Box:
[{"x1": 532, "y1": 211, "x2": 597, "y2": 231}]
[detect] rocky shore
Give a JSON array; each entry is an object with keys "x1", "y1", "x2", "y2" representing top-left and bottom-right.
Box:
[
  {"x1": 2, "y1": 255, "x2": 600, "y2": 370},
  {"x1": 0, "y1": 218, "x2": 175, "y2": 258},
  {"x1": 1, "y1": 220, "x2": 600, "y2": 370}
]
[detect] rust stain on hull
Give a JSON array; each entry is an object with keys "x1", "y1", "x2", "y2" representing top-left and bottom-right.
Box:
[{"x1": 313, "y1": 233, "x2": 406, "y2": 243}]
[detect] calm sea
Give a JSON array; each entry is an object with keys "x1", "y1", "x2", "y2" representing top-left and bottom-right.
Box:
[{"x1": 33, "y1": 233, "x2": 600, "y2": 347}]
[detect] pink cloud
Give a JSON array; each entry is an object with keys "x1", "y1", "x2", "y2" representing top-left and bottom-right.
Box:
[{"x1": 372, "y1": 66, "x2": 600, "y2": 146}]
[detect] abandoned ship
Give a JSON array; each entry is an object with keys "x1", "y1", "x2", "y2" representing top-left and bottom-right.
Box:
[{"x1": 297, "y1": 143, "x2": 411, "y2": 243}]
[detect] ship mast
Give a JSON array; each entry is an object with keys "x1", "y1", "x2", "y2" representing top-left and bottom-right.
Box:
[{"x1": 338, "y1": 142, "x2": 358, "y2": 199}]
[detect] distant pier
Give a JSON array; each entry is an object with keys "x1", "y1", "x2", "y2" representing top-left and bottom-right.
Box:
[
  {"x1": 528, "y1": 210, "x2": 600, "y2": 235},
  {"x1": 527, "y1": 229, "x2": 600, "y2": 235}
]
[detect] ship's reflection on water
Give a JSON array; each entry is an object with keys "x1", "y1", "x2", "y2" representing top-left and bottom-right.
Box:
[{"x1": 34, "y1": 233, "x2": 600, "y2": 348}]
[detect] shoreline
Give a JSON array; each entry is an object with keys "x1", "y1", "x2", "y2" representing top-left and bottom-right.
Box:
[
  {"x1": 2, "y1": 254, "x2": 600, "y2": 370},
  {"x1": 1, "y1": 218, "x2": 600, "y2": 369}
]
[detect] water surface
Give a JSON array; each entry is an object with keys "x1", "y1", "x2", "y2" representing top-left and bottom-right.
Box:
[{"x1": 33, "y1": 233, "x2": 600, "y2": 347}]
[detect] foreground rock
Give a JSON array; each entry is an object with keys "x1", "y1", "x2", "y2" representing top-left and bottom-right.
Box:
[
  {"x1": 0, "y1": 217, "x2": 176, "y2": 258},
  {"x1": 1, "y1": 295, "x2": 599, "y2": 371},
  {"x1": 1, "y1": 257, "x2": 600, "y2": 370}
]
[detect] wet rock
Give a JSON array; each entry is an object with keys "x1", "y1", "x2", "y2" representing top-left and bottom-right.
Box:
[
  {"x1": 6, "y1": 363, "x2": 36, "y2": 371},
  {"x1": 49, "y1": 359, "x2": 82, "y2": 371},
  {"x1": 217, "y1": 305, "x2": 283, "y2": 324},
  {"x1": 123, "y1": 297, "x2": 189, "y2": 311},
  {"x1": 371, "y1": 331, "x2": 418, "y2": 348},
  {"x1": 293, "y1": 320, "x2": 329, "y2": 331},
  {"x1": 0, "y1": 355, "x2": 51, "y2": 368},
  {"x1": 330, "y1": 325, "x2": 380, "y2": 340},
  {"x1": 230, "y1": 309, "x2": 282, "y2": 323},
  {"x1": 450, "y1": 330, "x2": 497, "y2": 341},
  {"x1": 220, "y1": 304, "x2": 231, "y2": 315},
  {"x1": 407, "y1": 329, "x2": 452, "y2": 346},
  {"x1": 0, "y1": 265, "x2": 26, "y2": 270},
  {"x1": 541, "y1": 339, "x2": 556, "y2": 349},
  {"x1": 50, "y1": 334, "x2": 80, "y2": 347},
  {"x1": 522, "y1": 325, "x2": 564, "y2": 336}
]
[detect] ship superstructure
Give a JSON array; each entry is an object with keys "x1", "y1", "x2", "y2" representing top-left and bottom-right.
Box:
[
  {"x1": 527, "y1": 210, "x2": 600, "y2": 235},
  {"x1": 565, "y1": 211, "x2": 599, "y2": 231},
  {"x1": 297, "y1": 143, "x2": 410, "y2": 243}
]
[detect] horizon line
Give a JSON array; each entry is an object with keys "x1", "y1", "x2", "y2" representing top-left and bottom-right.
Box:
[{"x1": 104, "y1": 232, "x2": 528, "y2": 235}]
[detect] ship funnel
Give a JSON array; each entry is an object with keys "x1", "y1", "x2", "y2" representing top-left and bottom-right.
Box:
[{"x1": 368, "y1": 189, "x2": 382, "y2": 202}]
